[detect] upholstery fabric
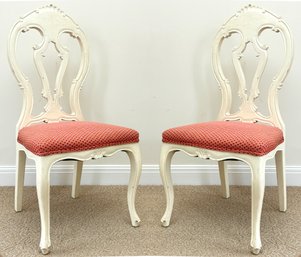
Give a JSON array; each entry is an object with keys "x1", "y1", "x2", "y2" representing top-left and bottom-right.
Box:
[
  {"x1": 18, "y1": 121, "x2": 139, "y2": 156},
  {"x1": 162, "y1": 121, "x2": 284, "y2": 156}
]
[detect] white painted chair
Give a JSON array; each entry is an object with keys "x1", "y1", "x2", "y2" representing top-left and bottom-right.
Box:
[
  {"x1": 8, "y1": 5, "x2": 141, "y2": 254},
  {"x1": 160, "y1": 5, "x2": 293, "y2": 254}
]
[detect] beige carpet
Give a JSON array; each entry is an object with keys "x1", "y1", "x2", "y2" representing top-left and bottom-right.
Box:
[{"x1": 0, "y1": 186, "x2": 300, "y2": 257}]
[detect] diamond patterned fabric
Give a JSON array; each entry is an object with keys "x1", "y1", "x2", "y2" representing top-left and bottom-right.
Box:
[
  {"x1": 162, "y1": 121, "x2": 284, "y2": 156},
  {"x1": 18, "y1": 121, "x2": 139, "y2": 156}
]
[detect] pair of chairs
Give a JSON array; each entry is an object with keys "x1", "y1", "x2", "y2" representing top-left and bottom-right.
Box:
[{"x1": 8, "y1": 4, "x2": 293, "y2": 255}]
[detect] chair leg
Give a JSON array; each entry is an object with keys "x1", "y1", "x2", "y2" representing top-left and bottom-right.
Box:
[
  {"x1": 35, "y1": 158, "x2": 52, "y2": 255},
  {"x1": 125, "y1": 144, "x2": 142, "y2": 227},
  {"x1": 72, "y1": 161, "x2": 83, "y2": 199},
  {"x1": 250, "y1": 158, "x2": 266, "y2": 255},
  {"x1": 15, "y1": 150, "x2": 26, "y2": 212},
  {"x1": 160, "y1": 143, "x2": 176, "y2": 227},
  {"x1": 275, "y1": 150, "x2": 286, "y2": 212},
  {"x1": 218, "y1": 160, "x2": 230, "y2": 198}
]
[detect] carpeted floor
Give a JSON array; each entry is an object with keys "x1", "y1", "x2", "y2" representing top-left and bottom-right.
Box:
[{"x1": 0, "y1": 186, "x2": 300, "y2": 257}]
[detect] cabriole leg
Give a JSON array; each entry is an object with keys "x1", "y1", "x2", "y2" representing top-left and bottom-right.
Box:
[
  {"x1": 125, "y1": 144, "x2": 142, "y2": 227},
  {"x1": 72, "y1": 161, "x2": 83, "y2": 199},
  {"x1": 160, "y1": 143, "x2": 176, "y2": 227},
  {"x1": 15, "y1": 150, "x2": 26, "y2": 212},
  {"x1": 218, "y1": 160, "x2": 230, "y2": 198},
  {"x1": 36, "y1": 158, "x2": 52, "y2": 255},
  {"x1": 250, "y1": 158, "x2": 266, "y2": 255},
  {"x1": 275, "y1": 150, "x2": 286, "y2": 212}
]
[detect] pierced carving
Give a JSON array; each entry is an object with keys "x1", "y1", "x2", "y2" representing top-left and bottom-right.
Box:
[
  {"x1": 212, "y1": 5, "x2": 293, "y2": 131},
  {"x1": 8, "y1": 4, "x2": 89, "y2": 130}
]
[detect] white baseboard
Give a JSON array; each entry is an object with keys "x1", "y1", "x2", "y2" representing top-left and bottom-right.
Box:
[{"x1": 0, "y1": 164, "x2": 300, "y2": 186}]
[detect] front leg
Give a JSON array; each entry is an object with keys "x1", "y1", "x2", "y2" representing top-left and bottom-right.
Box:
[
  {"x1": 35, "y1": 157, "x2": 52, "y2": 254},
  {"x1": 250, "y1": 158, "x2": 266, "y2": 255},
  {"x1": 125, "y1": 144, "x2": 142, "y2": 227},
  {"x1": 160, "y1": 143, "x2": 177, "y2": 227}
]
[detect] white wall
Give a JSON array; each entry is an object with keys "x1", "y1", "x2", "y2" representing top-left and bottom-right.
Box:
[{"x1": 0, "y1": 0, "x2": 300, "y2": 185}]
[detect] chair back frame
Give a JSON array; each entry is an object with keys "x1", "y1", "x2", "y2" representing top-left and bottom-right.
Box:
[
  {"x1": 212, "y1": 4, "x2": 293, "y2": 132},
  {"x1": 8, "y1": 4, "x2": 89, "y2": 131}
]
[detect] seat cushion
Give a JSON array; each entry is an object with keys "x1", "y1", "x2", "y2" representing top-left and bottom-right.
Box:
[
  {"x1": 18, "y1": 121, "x2": 139, "y2": 156},
  {"x1": 162, "y1": 121, "x2": 284, "y2": 156}
]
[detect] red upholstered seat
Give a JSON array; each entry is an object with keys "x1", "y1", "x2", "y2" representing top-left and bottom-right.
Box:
[
  {"x1": 18, "y1": 121, "x2": 139, "y2": 156},
  {"x1": 162, "y1": 121, "x2": 284, "y2": 156}
]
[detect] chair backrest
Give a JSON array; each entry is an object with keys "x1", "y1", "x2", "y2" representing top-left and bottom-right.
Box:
[
  {"x1": 8, "y1": 4, "x2": 89, "y2": 131},
  {"x1": 212, "y1": 5, "x2": 293, "y2": 132}
]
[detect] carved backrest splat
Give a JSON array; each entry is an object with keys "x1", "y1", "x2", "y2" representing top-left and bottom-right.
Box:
[
  {"x1": 212, "y1": 5, "x2": 293, "y2": 132},
  {"x1": 8, "y1": 5, "x2": 89, "y2": 130}
]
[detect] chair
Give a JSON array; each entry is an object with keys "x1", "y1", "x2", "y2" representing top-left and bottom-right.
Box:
[
  {"x1": 8, "y1": 5, "x2": 141, "y2": 254},
  {"x1": 160, "y1": 5, "x2": 293, "y2": 254}
]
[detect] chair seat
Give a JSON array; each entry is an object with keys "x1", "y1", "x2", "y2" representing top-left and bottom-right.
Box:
[
  {"x1": 162, "y1": 121, "x2": 284, "y2": 156},
  {"x1": 18, "y1": 121, "x2": 139, "y2": 156}
]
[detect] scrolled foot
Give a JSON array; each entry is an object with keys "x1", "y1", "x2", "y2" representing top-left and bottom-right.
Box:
[
  {"x1": 251, "y1": 247, "x2": 262, "y2": 255},
  {"x1": 39, "y1": 246, "x2": 51, "y2": 255},
  {"x1": 131, "y1": 218, "x2": 141, "y2": 227},
  {"x1": 161, "y1": 217, "x2": 170, "y2": 227}
]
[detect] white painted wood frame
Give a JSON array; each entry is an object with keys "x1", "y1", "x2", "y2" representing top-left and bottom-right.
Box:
[
  {"x1": 8, "y1": 5, "x2": 141, "y2": 254},
  {"x1": 160, "y1": 5, "x2": 293, "y2": 255}
]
